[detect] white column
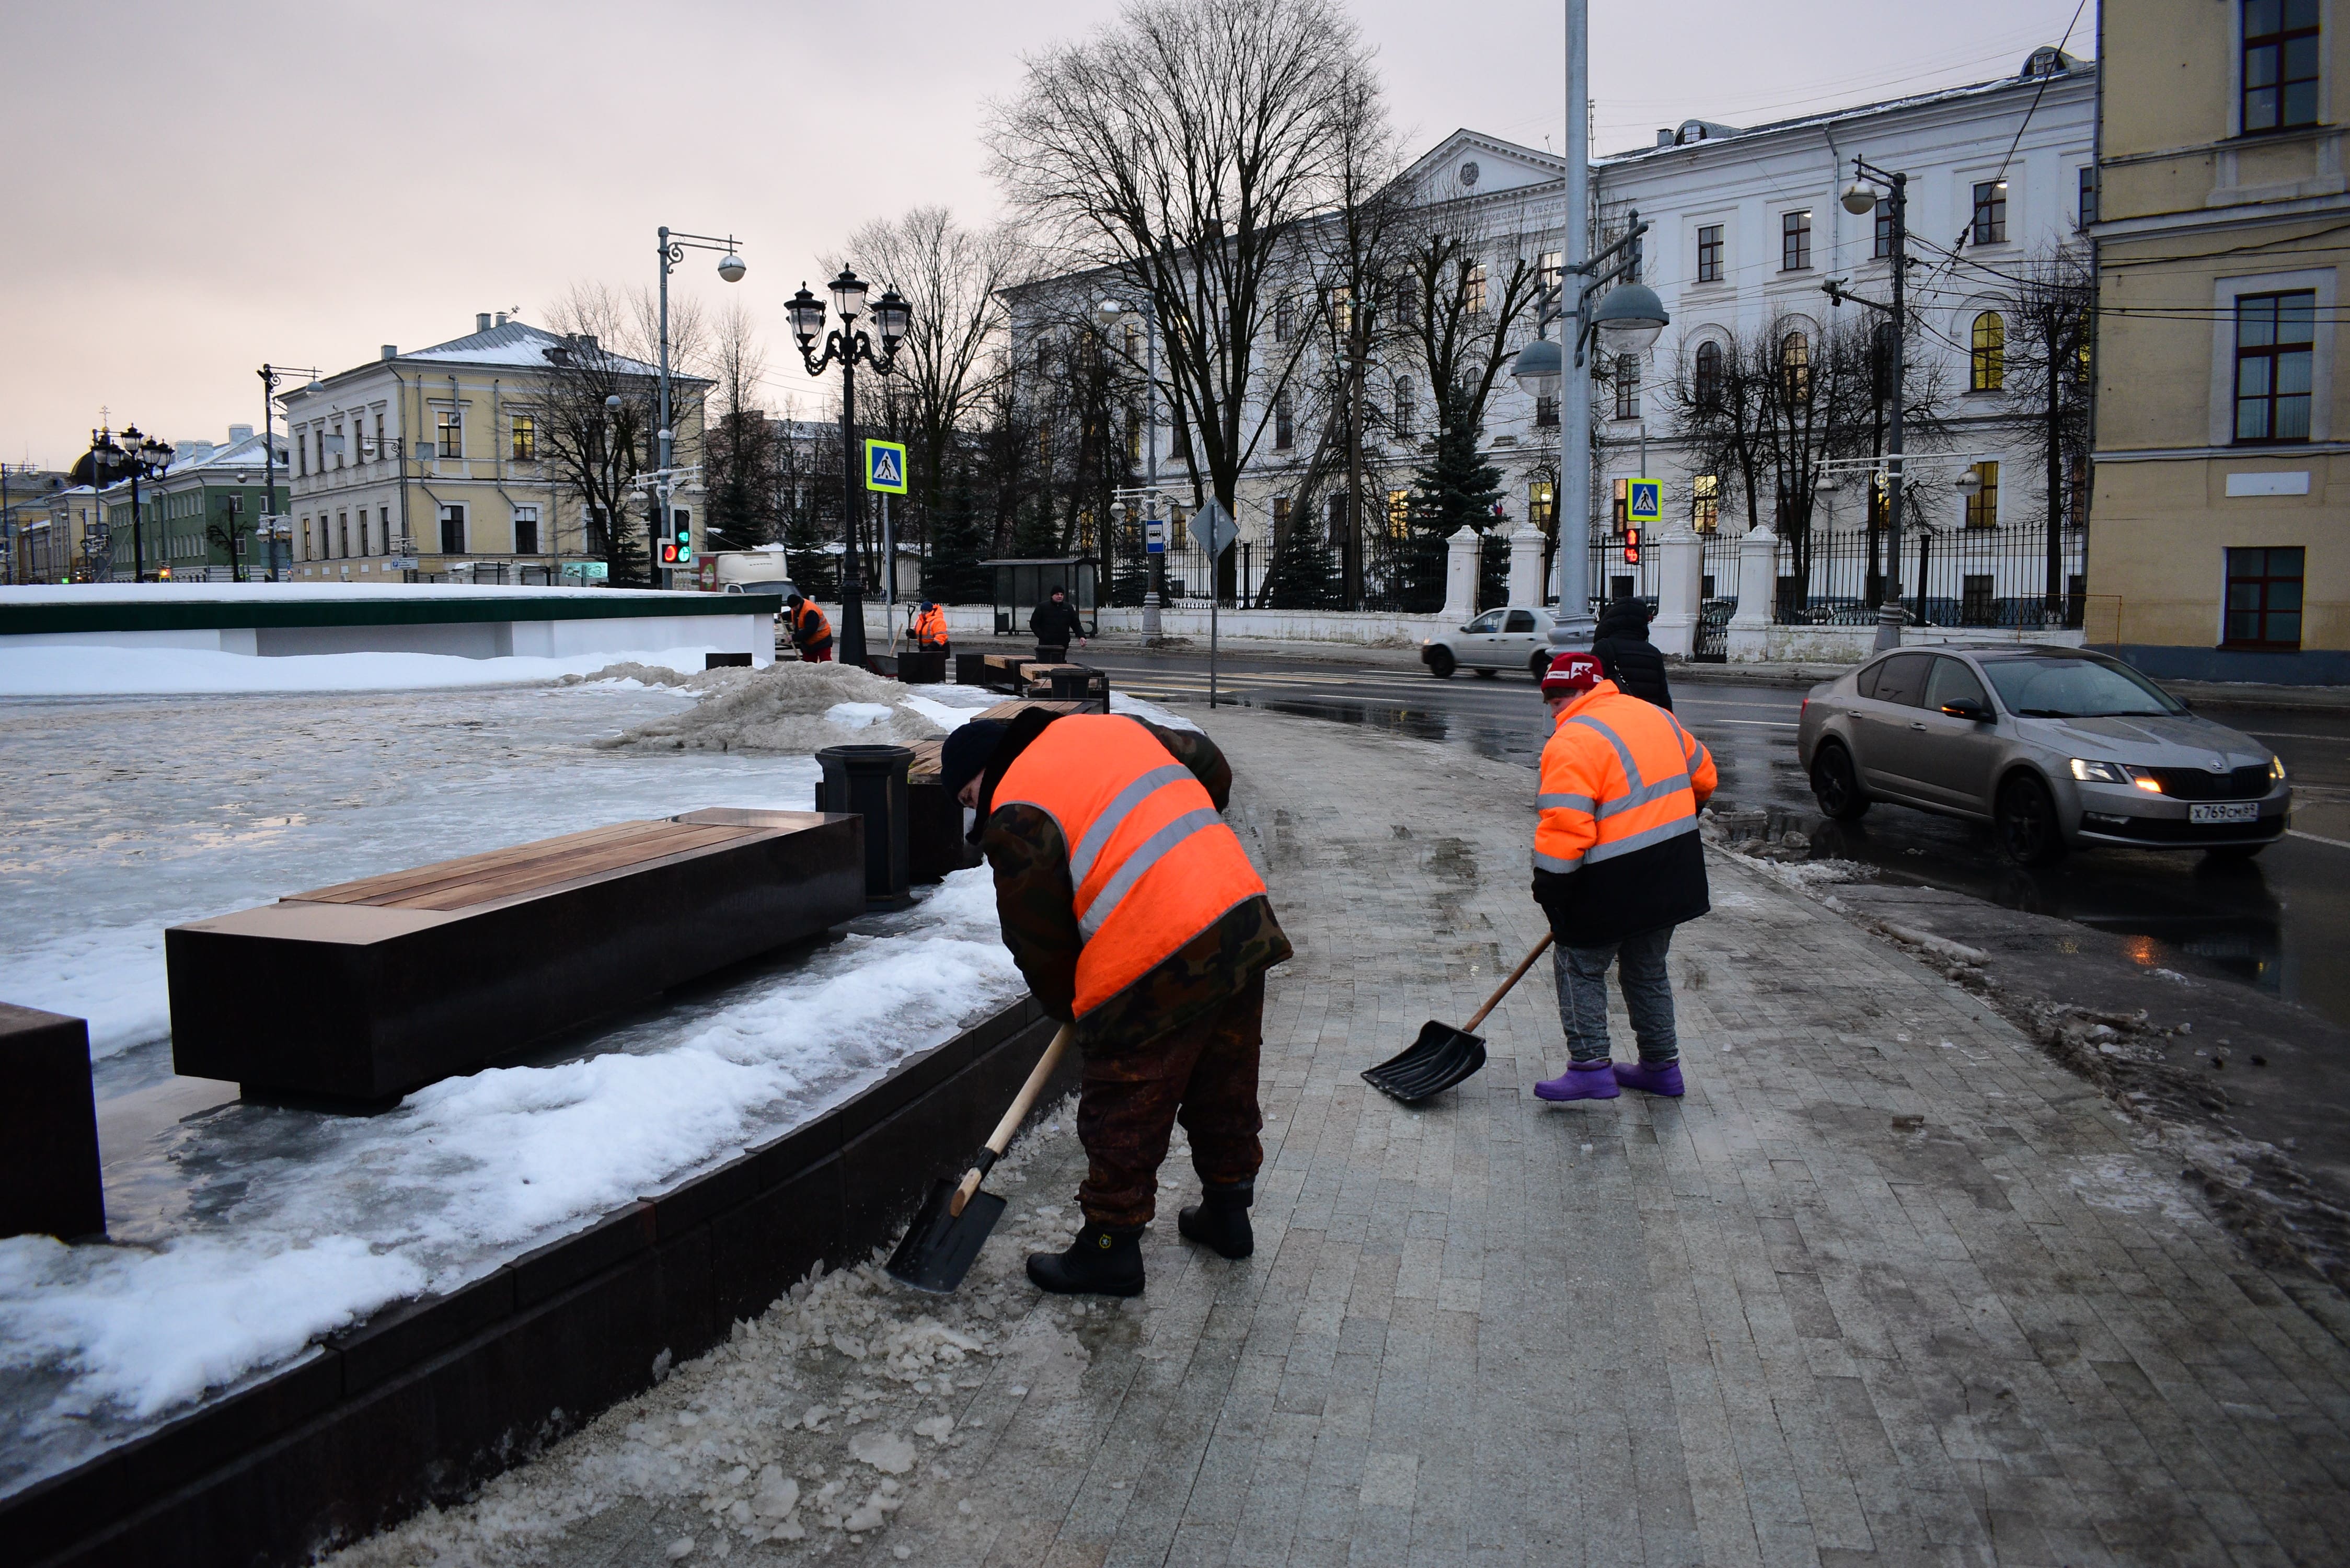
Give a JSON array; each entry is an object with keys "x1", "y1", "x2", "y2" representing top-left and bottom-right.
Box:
[
  {"x1": 1506, "y1": 521, "x2": 1547, "y2": 608},
  {"x1": 1651, "y1": 520, "x2": 1703, "y2": 660},
  {"x1": 1726, "y1": 524, "x2": 1779, "y2": 662},
  {"x1": 1442, "y1": 526, "x2": 1481, "y2": 620}
]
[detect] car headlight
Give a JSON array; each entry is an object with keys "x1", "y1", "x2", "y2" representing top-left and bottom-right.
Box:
[
  {"x1": 2272, "y1": 755, "x2": 2287, "y2": 782},
  {"x1": 2069, "y1": 758, "x2": 2128, "y2": 785}
]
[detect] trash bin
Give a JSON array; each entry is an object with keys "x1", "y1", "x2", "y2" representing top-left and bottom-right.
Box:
[{"x1": 814, "y1": 744, "x2": 914, "y2": 908}]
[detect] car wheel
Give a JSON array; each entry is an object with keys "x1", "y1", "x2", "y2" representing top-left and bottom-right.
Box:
[
  {"x1": 1529, "y1": 652, "x2": 1551, "y2": 682},
  {"x1": 1425, "y1": 645, "x2": 1456, "y2": 678},
  {"x1": 1808, "y1": 741, "x2": 1870, "y2": 822},
  {"x1": 1995, "y1": 774, "x2": 2069, "y2": 867},
  {"x1": 2205, "y1": 843, "x2": 2268, "y2": 862}
]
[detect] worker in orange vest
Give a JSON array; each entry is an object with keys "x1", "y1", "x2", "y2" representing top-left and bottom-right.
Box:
[
  {"x1": 909, "y1": 601, "x2": 950, "y2": 652},
  {"x1": 784, "y1": 593, "x2": 833, "y2": 662},
  {"x1": 1529, "y1": 650, "x2": 1716, "y2": 1103},
  {"x1": 938, "y1": 708, "x2": 1291, "y2": 1297}
]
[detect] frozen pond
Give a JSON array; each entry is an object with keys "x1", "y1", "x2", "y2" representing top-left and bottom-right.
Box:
[{"x1": 0, "y1": 677, "x2": 1026, "y2": 1497}]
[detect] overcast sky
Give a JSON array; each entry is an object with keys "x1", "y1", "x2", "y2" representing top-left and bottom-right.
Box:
[{"x1": 0, "y1": 0, "x2": 2092, "y2": 468}]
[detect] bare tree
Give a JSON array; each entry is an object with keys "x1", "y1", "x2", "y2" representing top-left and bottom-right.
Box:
[
  {"x1": 703, "y1": 298, "x2": 779, "y2": 550},
  {"x1": 1992, "y1": 244, "x2": 2094, "y2": 617},
  {"x1": 538, "y1": 283, "x2": 662, "y2": 584},
  {"x1": 988, "y1": 0, "x2": 1384, "y2": 532}
]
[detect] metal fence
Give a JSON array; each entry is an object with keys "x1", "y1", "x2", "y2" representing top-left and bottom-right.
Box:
[{"x1": 1768, "y1": 524, "x2": 2086, "y2": 629}]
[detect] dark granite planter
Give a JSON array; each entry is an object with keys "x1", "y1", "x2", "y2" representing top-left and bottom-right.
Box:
[
  {"x1": 0, "y1": 1003, "x2": 104, "y2": 1241},
  {"x1": 7, "y1": 996, "x2": 1070, "y2": 1568}
]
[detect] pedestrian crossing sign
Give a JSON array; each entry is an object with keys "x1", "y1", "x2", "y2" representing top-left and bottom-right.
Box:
[
  {"x1": 863, "y1": 439, "x2": 908, "y2": 494},
  {"x1": 1627, "y1": 479, "x2": 1662, "y2": 526}
]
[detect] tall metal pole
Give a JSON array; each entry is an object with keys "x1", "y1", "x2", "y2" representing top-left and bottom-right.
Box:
[
  {"x1": 839, "y1": 353, "x2": 868, "y2": 666},
  {"x1": 655, "y1": 226, "x2": 674, "y2": 591},
  {"x1": 1873, "y1": 173, "x2": 1909, "y2": 653},
  {"x1": 259, "y1": 366, "x2": 282, "y2": 581},
  {"x1": 1552, "y1": 0, "x2": 1594, "y2": 649},
  {"x1": 128, "y1": 463, "x2": 144, "y2": 583},
  {"x1": 1142, "y1": 299, "x2": 1163, "y2": 639}
]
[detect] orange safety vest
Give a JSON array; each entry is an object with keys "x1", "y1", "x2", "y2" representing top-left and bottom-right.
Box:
[
  {"x1": 792, "y1": 601, "x2": 833, "y2": 653},
  {"x1": 995, "y1": 715, "x2": 1267, "y2": 1018},
  {"x1": 1534, "y1": 681, "x2": 1717, "y2": 876},
  {"x1": 912, "y1": 606, "x2": 950, "y2": 648}
]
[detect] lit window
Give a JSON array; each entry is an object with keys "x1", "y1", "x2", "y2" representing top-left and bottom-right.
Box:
[
  {"x1": 1331, "y1": 285, "x2": 1353, "y2": 336},
  {"x1": 1780, "y1": 211, "x2": 1811, "y2": 271},
  {"x1": 511, "y1": 414, "x2": 535, "y2": 462},
  {"x1": 1970, "y1": 312, "x2": 2006, "y2": 391},
  {"x1": 1972, "y1": 181, "x2": 2008, "y2": 246},
  {"x1": 2235, "y1": 291, "x2": 2316, "y2": 443},
  {"x1": 1387, "y1": 489, "x2": 1411, "y2": 538},
  {"x1": 1538, "y1": 250, "x2": 1562, "y2": 291},
  {"x1": 1696, "y1": 225, "x2": 1723, "y2": 283},
  {"x1": 1692, "y1": 474, "x2": 1719, "y2": 531},
  {"x1": 1779, "y1": 331, "x2": 1811, "y2": 402},
  {"x1": 2244, "y1": 0, "x2": 2321, "y2": 134},
  {"x1": 1529, "y1": 480, "x2": 1556, "y2": 529},
  {"x1": 1965, "y1": 462, "x2": 1999, "y2": 529},
  {"x1": 1611, "y1": 477, "x2": 1629, "y2": 531},
  {"x1": 1463, "y1": 263, "x2": 1487, "y2": 315}
]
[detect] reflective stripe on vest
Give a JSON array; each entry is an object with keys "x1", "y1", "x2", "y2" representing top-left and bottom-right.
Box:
[
  {"x1": 1535, "y1": 690, "x2": 1702, "y2": 876},
  {"x1": 996, "y1": 716, "x2": 1267, "y2": 1017}
]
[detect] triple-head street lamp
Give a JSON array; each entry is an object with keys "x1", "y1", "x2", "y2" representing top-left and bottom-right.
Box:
[
  {"x1": 788, "y1": 269, "x2": 912, "y2": 667},
  {"x1": 75, "y1": 425, "x2": 175, "y2": 581}
]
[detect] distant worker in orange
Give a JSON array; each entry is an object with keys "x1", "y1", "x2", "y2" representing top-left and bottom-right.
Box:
[
  {"x1": 1528, "y1": 650, "x2": 1715, "y2": 1103},
  {"x1": 784, "y1": 592, "x2": 833, "y2": 663},
  {"x1": 911, "y1": 601, "x2": 951, "y2": 652}
]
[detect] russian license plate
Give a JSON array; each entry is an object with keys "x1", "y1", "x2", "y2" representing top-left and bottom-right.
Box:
[{"x1": 2190, "y1": 802, "x2": 2261, "y2": 825}]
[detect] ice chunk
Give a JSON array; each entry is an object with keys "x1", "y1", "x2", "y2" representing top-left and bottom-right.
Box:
[
  {"x1": 849, "y1": 1429, "x2": 917, "y2": 1474},
  {"x1": 824, "y1": 702, "x2": 894, "y2": 730},
  {"x1": 752, "y1": 1465, "x2": 800, "y2": 1518}
]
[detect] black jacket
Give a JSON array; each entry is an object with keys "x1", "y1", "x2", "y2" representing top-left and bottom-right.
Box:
[
  {"x1": 1589, "y1": 599, "x2": 1672, "y2": 710},
  {"x1": 1030, "y1": 598, "x2": 1086, "y2": 646}
]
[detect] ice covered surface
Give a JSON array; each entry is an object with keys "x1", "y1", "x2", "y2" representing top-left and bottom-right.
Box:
[
  {"x1": 0, "y1": 644, "x2": 723, "y2": 698},
  {"x1": 0, "y1": 682, "x2": 1027, "y2": 1496},
  {"x1": 0, "y1": 583, "x2": 704, "y2": 607}
]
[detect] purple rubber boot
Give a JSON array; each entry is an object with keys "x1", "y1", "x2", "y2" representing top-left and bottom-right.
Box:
[
  {"x1": 1614, "y1": 1058, "x2": 1686, "y2": 1097},
  {"x1": 1534, "y1": 1062, "x2": 1621, "y2": 1101}
]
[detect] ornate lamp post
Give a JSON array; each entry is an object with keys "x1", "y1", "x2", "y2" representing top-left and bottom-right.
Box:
[
  {"x1": 1824, "y1": 157, "x2": 1913, "y2": 652},
  {"x1": 653, "y1": 227, "x2": 747, "y2": 586},
  {"x1": 74, "y1": 426, "x2": 174, "y2": 581},
  {"x1": 787, "y1": 269, "x2": 912, "y2": 667}
]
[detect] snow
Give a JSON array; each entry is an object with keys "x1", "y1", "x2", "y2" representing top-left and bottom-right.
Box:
[
  {"x1": 0, "y1": 678, "x2": 1030, "y2": 1497},
  {"x1": 0, "y1": 645, "x2": 723, "y2": 698},
  {"x1": 824, "y1": 702, "x2": 895, "y2": 730}
]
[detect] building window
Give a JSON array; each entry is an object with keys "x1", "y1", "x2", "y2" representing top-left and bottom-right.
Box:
[
  {"x1": 1536, "y1": 395, "x2": 1559, "y2": 428},
  {"x1": 1965, "y1": 461, "x2": 2000, "y2": 528},
  {"x1": 1275, "y1": 297, "x2": 1295, "y2": 342},
  {"x1": 2077, "y1": 166, "x2": 2097, "y2": 226},
  {"x1": 436, "y1": 408, "x2": 463, "y2": 460},
  {"x1": 1780, "y1": 331, "x2": 1811, "y2": 402},
  {"x1": 380, "y1": 507, "x2": 391, "y2": 554},
  {"x1": 1330, "y1": 284, "x2": 1353, "y2": 336},
  {"x1": 1463, "y1": 262, "x2": 1486, "y2": 315},
  {"x1": 1695, "y1": 225, "x2": 1723, "y2": 283},
  {"x1": 2236, "y1": 291, "x2": 2316, "y2": 443},
  {"x1": 1962, "y1": 574, "x2": 1997, "y2": 625},
  {"x1": 296, "y1": 431, "x2": 308, "y2": 477},
  {"x1": 299, "y1": 515, "x2": 311, "y2": 560},
  {"x1": 331, "y1": 423, "x2": 345, "y2": 469},
  {"x1": 360, "y1": 513, "x2": 371, "y2": 555},
  {"x1": 1971, "y1": 181, "x2": 2008, "y2": 246},
  {"x1": 1872, "y1": 199, "x2": 1894, "y2": 259},
  {"x1": 2244, "y1": 0, "x2": 2321, "y2": 134},
  {"x1": 1694, "y1": 340, "x2": 1724, "y2": 410},
  {"x1": 1387, "y1": 488, "x2": 1411, "y2": 537},
  {"x1": 1969, "y1": 312, "x2": 2006, "y2": 391},
  {"x1": 513, "y1": 505, "x2": 540, "y2": 554},
  {"x1": 1692, "y1": 474, "x2": 1720, "y2": 531},
  {"x1": 1611, "y1": 477, "x2": 1629, "y2": 531},
  {"x1": 511, "y1": 414, "x2": 535, "y2": 462},
  {"x1": 1780, "y1": 210, "x2": 1811, "y2": 271},
  {"x1": 1272, "y1": 494, "x2": 1290, "y2": 536},
  {"x1": 1614, "y1": 354, "x2": 1641, "y2": 419},
  {"x1": 1530, "y1": 480, "x2": 1556, "y2": 530},
  {"x1": 1394, "y1": 376, "x2": 1414, "y2": 434},
  {"x1": 440, "y1": 502, "x2": 466, "y2": 555},
  {"x1": 2225, "y1": 546, "x2": 2305, "y2": 648},
  {"x1": 1274, "y1": 397, "x2": 1293, "y2": 451},
  {"x1": 1538, "y1": 250, "x2": 1562, "y2": 291}
]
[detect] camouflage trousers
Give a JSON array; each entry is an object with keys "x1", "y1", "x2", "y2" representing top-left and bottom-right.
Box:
[{"x1": 1075, "y1": 971, "x2": 1265, "y2": 1229}]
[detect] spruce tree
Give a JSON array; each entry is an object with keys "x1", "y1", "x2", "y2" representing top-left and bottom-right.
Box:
[
  {"x1": 923, "y1": 473, "x2": 993, "y2": 604},
  {"x1": 1398, "y1": 389, "x2": 1502, "y2": 611},
  {"x1": 1263, "y1": 498, "x2": 1345, "y2": 608}
]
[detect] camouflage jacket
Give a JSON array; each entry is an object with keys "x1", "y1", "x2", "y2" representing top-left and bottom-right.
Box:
[{"x1": 975, "y1": 712, "x2": 1292, "y2": 1055}]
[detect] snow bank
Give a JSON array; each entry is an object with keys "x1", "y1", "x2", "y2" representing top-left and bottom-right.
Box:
[
  {"x1": 597, "y1": 662, "x2": 946, "y2": 754},
  {"x1": 0, "y1": 645, "x2": 719, "y2": 698}
]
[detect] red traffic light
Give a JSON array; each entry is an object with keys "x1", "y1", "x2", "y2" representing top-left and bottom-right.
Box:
[{"x1": 1622, "y1": 527, "x2": 1641, "y2": 564}]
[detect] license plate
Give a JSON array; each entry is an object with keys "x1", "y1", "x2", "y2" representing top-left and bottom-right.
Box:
[{"x1": 2190, "y1": 802, "x2": 2261, "y2": 825}]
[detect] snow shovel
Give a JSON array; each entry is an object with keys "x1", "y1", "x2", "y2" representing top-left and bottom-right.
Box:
[
  {"x1": 1363, "y1": 933, "x2": 1554, "y2": 1104},
  {"x1": 885, "y1": 1023, "x2": 1074, "y2": 1294}
]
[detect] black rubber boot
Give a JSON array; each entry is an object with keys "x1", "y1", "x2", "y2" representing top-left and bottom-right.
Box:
[
  {"x1": 1178, "y1": 1180, "x2": 1255, "y2": 1260},
  {"x1": 1026, "y1": 1223, "x2": 1146, "y2": 1297}
]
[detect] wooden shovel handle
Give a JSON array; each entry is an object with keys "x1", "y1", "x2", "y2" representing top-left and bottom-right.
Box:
[
  {"x1": 949, "y1": 1023, "x2": 1073, "y2": 1217},
  {"x1": 1461, "y1": 934, "x2": 1556, "y2": 1033}
]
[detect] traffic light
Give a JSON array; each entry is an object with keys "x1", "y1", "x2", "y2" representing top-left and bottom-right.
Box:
[
  {"x1": 1622, "y1": 526, "x2": 1641, "y2": 565},
  {"x1": 661, "y1": 509, "x2": 693, "y2": 567}
]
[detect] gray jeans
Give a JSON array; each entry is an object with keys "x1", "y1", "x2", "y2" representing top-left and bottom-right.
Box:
[{"x1": 1553, "y1": 927, "x2": 1679, "y2": 1066}]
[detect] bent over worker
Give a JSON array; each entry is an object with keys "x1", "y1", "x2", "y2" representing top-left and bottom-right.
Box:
[
  {"x1": 1529, "y1": 650, "x2": 1715, "y2": 1103},
  {"x1": 938, "y1": 708, "x2": 1291, "y2": 1297},
  {"x1": 910, "y1": 601, "x2": 950, "y2": 652},
  {"x1": 784, "y1": 593, "x2": 833, "y2": 663}
]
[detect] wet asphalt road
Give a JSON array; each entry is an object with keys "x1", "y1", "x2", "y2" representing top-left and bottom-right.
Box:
[{"x1": 1072, "y1": 645, "x2": 2350, "y2": 1034}]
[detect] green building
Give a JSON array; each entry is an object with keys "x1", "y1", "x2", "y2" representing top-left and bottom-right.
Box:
[{"x1": 101, "y1": 426, "x2": 287, "y2": 581}]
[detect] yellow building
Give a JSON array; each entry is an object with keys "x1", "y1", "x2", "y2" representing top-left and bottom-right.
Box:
[
  {"x1": 280, "y1": 314, "x2": 709, "y2": 585},
  {"x1": 2091, "y1": 0, "x2": 2350, "y2": 681}
]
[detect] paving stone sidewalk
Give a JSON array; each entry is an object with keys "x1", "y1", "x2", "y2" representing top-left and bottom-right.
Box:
[{"x1": 338, "y1": 705, "x2": 2350, "y2": 1568}]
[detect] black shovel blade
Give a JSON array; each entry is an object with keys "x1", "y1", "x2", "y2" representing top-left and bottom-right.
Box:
[
  {"x1": 884, "y1": 1175, "x2": 1010, "y2": 1294},
  {"x1": 1361, "y1": 1020, "x2": 1488, "y2": 1104}
]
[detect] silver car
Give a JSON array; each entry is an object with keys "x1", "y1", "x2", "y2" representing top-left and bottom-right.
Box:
[
  {"x1": 1796, "y1": 645, "x2": 2289, "y2": 866},
  {"x1": 1421, "y1": 606, "x2": 1558, "y2": 679}
]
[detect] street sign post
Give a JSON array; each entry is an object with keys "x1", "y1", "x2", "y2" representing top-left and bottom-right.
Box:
[
  {"x1": 862, "y1": 440, "x2": 907, "y2": 494},
  {"x1": 1145, "y1": 518, "x2": 1167, "y2": 555},
  {"x1": 1626, "y1": 479, "x2": 1661, "y2": 528},
  {"x1": 1191, "y1": 500, "x2": 1237, "y2": 707}
]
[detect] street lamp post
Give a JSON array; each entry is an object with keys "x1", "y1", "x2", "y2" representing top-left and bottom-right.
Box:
[
  {"x1": 653, "y1": 227, "x2": 747, "y2": 589},
  {"x1": 117, "y1": 428, "x2": 174, "y2": 582},
  {"x1": 1512, "y1": 207, "x2": 1668, "y2": 647},
  {"x1": 788, "y1": 270, "x2": 913, "y2": 668},
  {"x1": 1824, "y1": 157, "x2": 1912, "y2": 653},
  {"x1": 1095, "y1": 296, "x2": 1165, "y2": 638}
]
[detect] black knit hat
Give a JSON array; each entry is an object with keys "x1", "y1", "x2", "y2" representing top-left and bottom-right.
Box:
[{"x1": 939, "y1": 719, "x2": 1009, "y2": 798}]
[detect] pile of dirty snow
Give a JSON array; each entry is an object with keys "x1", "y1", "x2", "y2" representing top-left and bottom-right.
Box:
[{"x1": 592, "y1": 662, "x2": 948, "y2": 754}]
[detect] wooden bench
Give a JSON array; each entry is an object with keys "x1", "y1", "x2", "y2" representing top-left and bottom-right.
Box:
[{"x1": 166, "y1": 810, "x2": 865, "y2": 1106}]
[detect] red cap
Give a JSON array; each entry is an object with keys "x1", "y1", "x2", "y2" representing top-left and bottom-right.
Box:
[{"x1": 1540, "y1": 651, "x2": 1603, "y2": 698}]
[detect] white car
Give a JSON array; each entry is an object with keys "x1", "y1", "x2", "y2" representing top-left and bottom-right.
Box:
[{"x1": 1421, "y1": 606, "x2": 1558, "y2": 679}]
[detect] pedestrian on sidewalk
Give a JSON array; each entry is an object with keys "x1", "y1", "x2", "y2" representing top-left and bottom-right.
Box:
[
  {"x1": 784, "y1": 593, "x2": 834, "y2": 663},
  {"x1": 1590, "y1": 594, "x2": 1674, "y2": 710},
  {"x1": 1529, "y1": 650, "x2": 1715, "y2": 1102},
  {"x1": 939, "y1": 708, "x2": 1292, "y2": 1297},
  {"x1": 1029, "y1": 585, "x2": 1088, "y2": 661},
  {"x1": 910, "y1": 601, "x2": 950, "y2": 652}
]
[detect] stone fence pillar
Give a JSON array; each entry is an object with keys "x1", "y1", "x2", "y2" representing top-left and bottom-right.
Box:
[
  {"x1": 1506, "y1": 522, "x2": 1547, "y2": 608},
  {"x1": 1442, "y1": 527, "x2": 1480, "y2": 621},
  {"x1": 1651, "y1": 521, "x2": 1704, "y2": 660},
  {"x1": 1726, "y1": 525, "x2": 1780, "y2": 662}
]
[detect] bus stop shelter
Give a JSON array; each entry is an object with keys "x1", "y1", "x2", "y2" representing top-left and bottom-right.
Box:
[{"x1": 983, "y1": 556, "x2": 1099, "y2": 638}]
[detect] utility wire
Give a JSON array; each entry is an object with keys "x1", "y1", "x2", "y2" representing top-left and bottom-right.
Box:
[{"x1": 1951, "y1": 0, "x2": 2090, "y2": 254}]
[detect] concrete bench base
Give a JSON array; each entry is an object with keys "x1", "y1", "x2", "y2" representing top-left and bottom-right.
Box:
[{"x1": 0, "y1": 1003, "x2": 103, "y2": 1241}]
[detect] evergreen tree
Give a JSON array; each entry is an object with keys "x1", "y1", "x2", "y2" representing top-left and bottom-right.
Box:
[
  {"x1": 1412, "y1": 388, "x2": 1503, "y2": 533},
  {"x1": 1262, "y1": 500, "x2": 1345, "y2": 608},
  {"x1": 923, "y1": 472, "x2": 993, "y2": 603}
]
